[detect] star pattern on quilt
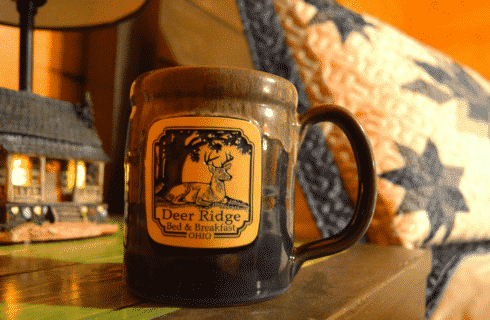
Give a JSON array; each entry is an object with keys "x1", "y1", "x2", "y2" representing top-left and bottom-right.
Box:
[
  {"x1": 402, "y1": 59, "x2": 490, "y2": 136},
  {"x1": 305, "y1": 0, "x2": 376, "y2": 43},
  {"x1": 380, "y1": 139, "x2": 469, "y2": 245}
]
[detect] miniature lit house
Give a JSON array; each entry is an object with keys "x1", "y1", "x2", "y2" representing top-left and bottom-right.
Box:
[
  {"x1": 0, "y1": 0, "x2": 148, "y2": 241},
  {"x1": 0, "y1": 87, "x2": 116, "y2": 242}
]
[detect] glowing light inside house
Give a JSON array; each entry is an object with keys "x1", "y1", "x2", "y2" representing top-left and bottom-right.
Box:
[
  {"x1": 11, "y1": 156, "x2": 30, "y2": 186},
  {"x1": 66, "y1": 160, "x2": 86, "y2": 189},
  {"x1": 77, "y1": 161, "x2": 86, "y2": 188},
  {"x1": 67, "y1": 160, "x2": 76, "y2": 190}
]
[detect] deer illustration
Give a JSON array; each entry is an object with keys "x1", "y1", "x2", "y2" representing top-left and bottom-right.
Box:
[{"x1": 165, "y1": 152, "x2": 233, "y2": 206}]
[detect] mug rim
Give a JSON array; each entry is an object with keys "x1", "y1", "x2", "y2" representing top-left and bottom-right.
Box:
[{"x1": 130, "y1": 66, "x2": 298, "y2": 109}]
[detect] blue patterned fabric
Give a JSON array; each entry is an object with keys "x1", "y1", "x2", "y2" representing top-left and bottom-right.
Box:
[
  {"x1": 305, "y1": 0, "x2": 376, "y2": 42},
  {"x1": 236, "y1": 1, "x2": 490, "y2": 319},
  {"x1": 236, "y1": 0, "x2": 310, "y2": 114},
  {"x1": 237, "y1": 0, "x2": 355, "y2": 239},
  {"x1": 297, "y1": 125, "x2": 356, "y2": 239},
  {"x1": 379, "y1": 139, "x2": 469, "y2": 245},
  {"x1": 403, "y1": 59, "x2": 490, "y2": 134}
]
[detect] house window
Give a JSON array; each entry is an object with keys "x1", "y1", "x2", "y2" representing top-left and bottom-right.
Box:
[
  {"x1": 0, "y1": 152, "x2": 6, "y2": 185},
  {"x1": 11, "y1": 155, "x2": 40, "y2": 187},
  {"x1": 12, "y1": 156, "x2": 29, "y2": 186},
  {"x1": 77, "y1": 161, "x2": 86, "y2": 189},
  {"x1": 66, "y1": 160, "x2": 76, "y2": 191},
  {"x1": 85, "y1": 162, "x2": 100, "y2": 187},
  {"x1": 0, "y1": 152, "x2": 7, "y2": 203}
]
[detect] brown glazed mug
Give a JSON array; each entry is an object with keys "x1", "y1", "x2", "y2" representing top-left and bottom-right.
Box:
[{"x1": 123, "y1": 66, "x2": 377, "y2": 307}]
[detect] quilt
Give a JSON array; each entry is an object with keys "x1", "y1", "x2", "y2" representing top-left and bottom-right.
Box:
[{"x1": 236, "y1": 1, "x2": 490, "y2": 318}]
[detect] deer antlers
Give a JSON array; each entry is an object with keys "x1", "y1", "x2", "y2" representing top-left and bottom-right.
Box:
[
  {"x1": 204, "y1": 151, "x2": 234, "y2": 167},
  {"x1": 204, "y1": 152, "x2": 219, "y2": 165},
  {"x1": 222, "y1": 153, "x2": 234, "y2": 166}
]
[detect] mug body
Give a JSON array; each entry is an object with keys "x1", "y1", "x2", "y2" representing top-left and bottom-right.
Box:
[{"x1": 124, "y1": 67, "x2": 302, "y2": 306}]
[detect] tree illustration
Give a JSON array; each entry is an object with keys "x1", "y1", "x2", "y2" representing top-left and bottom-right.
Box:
[{"x1": 154, "y1": 129, "x2": 252, "y2": 197}]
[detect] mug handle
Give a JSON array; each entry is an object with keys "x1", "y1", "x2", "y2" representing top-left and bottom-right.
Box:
[{"x1": 293, "y1": 104, "x2": 377, "y2": 271}]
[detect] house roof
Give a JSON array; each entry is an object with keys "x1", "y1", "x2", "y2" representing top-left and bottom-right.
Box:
[{"x1": 0, "y1": 87, "x2": 109, "y2": 162}]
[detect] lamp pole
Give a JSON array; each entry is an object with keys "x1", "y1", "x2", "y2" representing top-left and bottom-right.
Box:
[{"x1": 16, "y1": 0, "x2": 46, "y2": 92}]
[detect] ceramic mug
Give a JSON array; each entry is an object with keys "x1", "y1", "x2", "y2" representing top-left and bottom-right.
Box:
[{"x1": 123, "y1": 66, "x2": 377, "y2": 307}]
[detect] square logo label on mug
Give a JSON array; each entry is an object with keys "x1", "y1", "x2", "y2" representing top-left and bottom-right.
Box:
[{"x1": 145, "y1": 117, "x2": 262, "y2": 248}]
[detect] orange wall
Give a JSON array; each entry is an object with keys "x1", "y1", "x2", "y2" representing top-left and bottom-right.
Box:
[
  {"x1": 337, "y1": 0, "x2": 490, "y2": 80},
  {"x1": 0, "y1": 26, "x2": 52, "y2": 95},
  {"x1": 2, "y1": 2, "x2": 489, "y2": 96},
  {"x1": 0, "y1": 26, "x2": 89, "y2": 101}
]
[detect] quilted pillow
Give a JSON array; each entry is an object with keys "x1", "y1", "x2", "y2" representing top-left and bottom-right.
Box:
[{"x1": 273, "y1": 0, "x2": 490, "y2": 248}]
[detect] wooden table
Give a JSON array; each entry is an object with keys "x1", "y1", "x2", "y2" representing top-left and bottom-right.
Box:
[{"x1": 0, "y1": 217, "x2": 431, "y2": 320}]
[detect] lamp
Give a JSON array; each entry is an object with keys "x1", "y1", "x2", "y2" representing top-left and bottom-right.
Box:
[{"x1": 0, "y1": 0, "x2": 148, "y2": 91}]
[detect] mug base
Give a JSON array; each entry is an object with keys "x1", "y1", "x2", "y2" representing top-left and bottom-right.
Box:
[{"x1": 127, "y1": 285, "x2": 292, "y2": 308}]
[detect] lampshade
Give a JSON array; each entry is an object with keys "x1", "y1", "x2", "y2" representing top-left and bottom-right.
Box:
[{"x1": 0, "y1": 0, "x2": 148, "y2": 30}]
